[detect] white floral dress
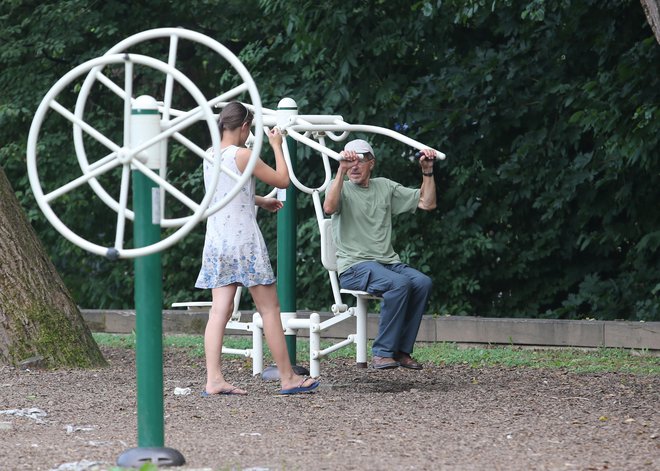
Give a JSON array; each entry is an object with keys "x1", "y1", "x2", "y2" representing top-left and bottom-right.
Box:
[{"x1": 195, "y1": 145, "x2": 276, "y2": 289}]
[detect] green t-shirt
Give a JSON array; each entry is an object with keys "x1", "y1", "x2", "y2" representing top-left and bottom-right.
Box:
[{"x1": 329, "y1": 177, "x2": 420, "y2": 274}]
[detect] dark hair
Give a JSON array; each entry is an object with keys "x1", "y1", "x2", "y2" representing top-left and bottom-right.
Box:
[{"x1": 218, "y1": 101, "x2": 253, "y2": 138}]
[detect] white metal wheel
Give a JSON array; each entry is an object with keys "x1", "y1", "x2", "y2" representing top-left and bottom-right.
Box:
[
  {"x1": 72, "y1": 27, "x2": 264, "y2": 227},
  {"x1": 27, "y1": 53, "x2": 227, "y2": 259}
]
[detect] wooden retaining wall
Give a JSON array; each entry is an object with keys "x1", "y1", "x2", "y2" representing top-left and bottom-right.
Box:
[{"x1": 81, "y1": 309, "x2": 660, "y2": 350}]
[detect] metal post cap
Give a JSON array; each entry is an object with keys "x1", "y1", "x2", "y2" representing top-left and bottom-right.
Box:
[{"x1": 277, "y1": 97, "x2": 297, "y2": 110}]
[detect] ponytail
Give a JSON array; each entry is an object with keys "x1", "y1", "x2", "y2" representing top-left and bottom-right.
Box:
[{"x1": 218, "y1": 102, "x2": 253, "y2": 138}]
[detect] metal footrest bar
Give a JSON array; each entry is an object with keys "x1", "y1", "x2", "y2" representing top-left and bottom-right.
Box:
[{"x1": 314, "y1": 336, "x2": 355, "y2": 359}]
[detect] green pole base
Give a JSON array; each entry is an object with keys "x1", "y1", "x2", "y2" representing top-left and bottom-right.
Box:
[
  {"x1": 261, "y1": 364, "x2": 310, "y2": 381},
  {"x1": 117, "y1": 447, "x2": 185, "y2": 468}
]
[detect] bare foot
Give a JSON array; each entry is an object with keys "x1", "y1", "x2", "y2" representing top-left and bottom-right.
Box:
[{"x1": 204, "y1": 381, "x2": 248, "y2": 396}]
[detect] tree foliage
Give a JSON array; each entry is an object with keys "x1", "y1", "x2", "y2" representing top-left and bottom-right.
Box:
[{"x1": 1, "y1": 0, "x2": 658, "y2": 321}]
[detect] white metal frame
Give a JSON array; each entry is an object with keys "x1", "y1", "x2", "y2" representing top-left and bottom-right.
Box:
[
  {"x1": 28, "y1": 28, "x2": 451, "y2": 375},
  {"x1": 171, "y1": 290, "x2": 264, "y2": 372},
  {"x1": 300, "y1": 191, "x2": 383, "y2": 376},
  {"x1": 172, "y1": 99, "x2": 444, "y2": 377},
  {"x1": 27, "y1": 54, "x2": 225, "y2": 258},
  {"x1": 72, "y1": 27, "x2": 265, "y2": 229},
  {"x1": 27, "y1": 28, "x2": 265, "y2": 259}
]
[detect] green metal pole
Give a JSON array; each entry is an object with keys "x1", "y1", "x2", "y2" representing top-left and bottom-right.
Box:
[
  {"x1": 133, "y1": 169, "x2": 164, "y2": 447},
  {"x1": 117, "y1": 95, "x2": 184, "y2": 468},
  {"x1": 277, "y1": 99, "x2": 298, "y2": 365},
  {"x1": 131, "y1": 100, "x2": 164, "y2": 447}
]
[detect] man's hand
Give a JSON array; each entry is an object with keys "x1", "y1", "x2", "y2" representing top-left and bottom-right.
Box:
[
  {"x1": 418, "y1": 149, "x2": 436, "y2": 173},
  {"x1": 338, "y1": 150, "x2": 360, "y2": 171}
]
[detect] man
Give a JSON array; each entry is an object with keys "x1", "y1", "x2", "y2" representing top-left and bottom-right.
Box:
[{"x1": 323, "y1": 139, "x2": 437, "y2": 370}]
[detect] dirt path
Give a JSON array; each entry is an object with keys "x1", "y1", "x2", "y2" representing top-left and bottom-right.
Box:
[{"x1": 1, "y1": 347, "x2": 658, "y2": 470}]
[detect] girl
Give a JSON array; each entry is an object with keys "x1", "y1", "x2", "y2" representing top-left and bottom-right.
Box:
[{"x1": 195, "y1": 101, "x2": 319, "y2": 396}]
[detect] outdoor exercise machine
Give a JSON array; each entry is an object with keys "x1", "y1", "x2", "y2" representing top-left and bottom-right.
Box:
[
  {"x1": 26, "y1": 28, "x2": 265, "y2": 468},
  {"x1": 207, "y1": 99, "x2": 446, "y2": 378},
  {"x1": 174, "y1": 97, "x2": 447, "y2": 378},
  {"x1": 26, "y1": 26, "x2": 445, "y2": 466}
]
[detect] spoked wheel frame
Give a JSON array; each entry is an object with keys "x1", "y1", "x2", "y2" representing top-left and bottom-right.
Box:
[
  {"x1": 72, "y1": 27, "x2": 264, "y2": 229},
  {"x1": 27, "y1": 28, "x2": 264, "y2": 259}
]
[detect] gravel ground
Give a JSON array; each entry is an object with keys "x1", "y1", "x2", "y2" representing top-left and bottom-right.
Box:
[{"x1": 0, "y1": 346, "x2": 658, "y2": 471}]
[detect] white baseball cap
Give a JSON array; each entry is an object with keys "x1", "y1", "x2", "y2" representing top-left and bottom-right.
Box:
[{"x1": 344, "y1": 139, "x2": 374, "y2": 157}]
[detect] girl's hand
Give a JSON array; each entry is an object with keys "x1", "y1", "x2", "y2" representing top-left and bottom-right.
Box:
[
  {"x1": 257, "y1": 196, "x2": 284, "y2": 212},
  {"x1": 267, "y1": 127, "x2": 283, "y2": 147}
]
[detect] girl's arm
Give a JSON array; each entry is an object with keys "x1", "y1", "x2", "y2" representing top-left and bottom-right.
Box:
[{"x1": 235, "y1": 128, "x2": 290, "y2": 189}]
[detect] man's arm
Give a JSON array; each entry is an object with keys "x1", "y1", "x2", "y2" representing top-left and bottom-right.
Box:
[
  {"x1": 323, "y1": 172, "x2": 345, "y2": 215},
  {"x1": 323, "y1": 152, "x2": 355, "y2": 215},
  {"x1": 418, "y1": 149, "x2": 437, "y2": 211}
]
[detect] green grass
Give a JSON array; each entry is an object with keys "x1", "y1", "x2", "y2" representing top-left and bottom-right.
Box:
[{"x1": 92, "y1": 333, "x2": 660, "y2": 375}]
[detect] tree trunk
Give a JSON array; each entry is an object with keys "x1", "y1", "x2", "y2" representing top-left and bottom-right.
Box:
[
  {"x1": 0, "y1": 166, "x2": 106, "y2": 368},
  {"x1": 641, "y1": 0, "x2": 660, "y2": 44}
]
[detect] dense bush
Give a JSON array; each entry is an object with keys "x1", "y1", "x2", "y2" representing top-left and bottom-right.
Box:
[{"x1": 1, "y1": 0, "x2": 658, "y2": 320}]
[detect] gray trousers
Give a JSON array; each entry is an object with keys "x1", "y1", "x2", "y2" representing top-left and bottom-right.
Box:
[{"x1": 339, "y1": 261, "x2": 432, "y2": 358}]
